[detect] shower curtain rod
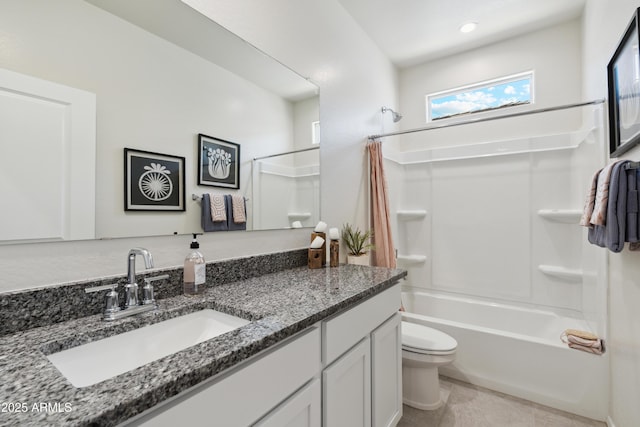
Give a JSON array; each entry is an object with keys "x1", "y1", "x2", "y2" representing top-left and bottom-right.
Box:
[
  {"x1": 253, "y1": 146, "x2": 319, "y2": 161},
  {"x1": 367, "y1": 99, "x2": 605, "y2": 141}
]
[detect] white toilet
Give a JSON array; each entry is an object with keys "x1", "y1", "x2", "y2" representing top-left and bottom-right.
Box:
[{"x1": 401, "y1": 321, "x2": 458, "y2": 410}]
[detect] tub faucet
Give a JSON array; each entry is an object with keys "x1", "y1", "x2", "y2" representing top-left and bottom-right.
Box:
[{"x1": 125, "y1": 247, "x2": 154, "y2": 308}]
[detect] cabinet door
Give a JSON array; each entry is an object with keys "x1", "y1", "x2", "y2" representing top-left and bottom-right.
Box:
[
  {"x1": 371, "y1": 313, "x2": 402, "y2": 427},
  {"x1": 323, "y1": 337, "x2": 371, "y2": 427},
  {"x1": 254, "y1": 379, "x2": 321, "y2": 427}
]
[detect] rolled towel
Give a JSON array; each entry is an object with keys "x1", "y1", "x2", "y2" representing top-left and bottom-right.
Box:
[
  {"x1": 560, "y1": 329, "x2": 605, "y2": 355},
  {"x1": 210, "y1": 194, "x2": 226, "y2": 222},
  {"x1": 310, "y1": 236, "x2": 325, "y2": 249}
]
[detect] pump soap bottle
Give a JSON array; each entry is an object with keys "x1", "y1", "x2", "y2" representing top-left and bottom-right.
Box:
[{"x1": 184, "y1": 233, "x2": 206, "y2": 295}]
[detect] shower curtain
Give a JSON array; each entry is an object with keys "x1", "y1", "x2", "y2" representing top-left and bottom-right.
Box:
[{"x1": 367, "y1": 141, "x2": 397, "y2": 268}]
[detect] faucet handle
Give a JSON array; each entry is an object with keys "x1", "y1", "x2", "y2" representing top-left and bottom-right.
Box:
[
  {"x1": 85, "y1": 283, "x2": 121, "y2": 317},
  {"x1": 104, "y1": 284, "x2": 121, "y2": 315},
  {"x1": 142, "y1": 274, "x2": 169, "y2": 305}
]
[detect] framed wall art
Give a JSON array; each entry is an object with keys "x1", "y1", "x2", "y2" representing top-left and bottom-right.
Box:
[
  {"x1": 198, "y1": 133, "x2": 240, "y2": 189},
  {"x1": 608, "y1": 7, "x2": 640, "y2": 157},
  {"x1": 124, "y1": 148, "x2": 185, "y2": 211}
]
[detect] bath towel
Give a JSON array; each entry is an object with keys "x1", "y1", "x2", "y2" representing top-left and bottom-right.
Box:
[
  {"x1": 626, "y1": 168, "x2": 640, "y2": 243},
  {"x1": 579, "y1": 168, "x2": 601, "y2": 227},
  {"x1": 201, "y1": 194, "x2": 229, "y2": 232},
  {"x1": 231, "y1": 195, "x2": 246, "y2": 224},
  {"x1": 560, "y1": 329, "x2": 605, "y2": 355},
  {"x1": 225, "y1": 195, "x2": 246, "y2": 231},
  {"x1": 209, "y1": 193, "x2": 227, "y2": 222},
  {"x1": 588, "y1": 160, "x2": 630, "y2": 252},
  {"x1": 590, "y1": 161, "x2": 620, "y2": 226}
]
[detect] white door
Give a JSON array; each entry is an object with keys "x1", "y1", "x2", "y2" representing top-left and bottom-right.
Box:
[
  {"x1": 371, "y1": 313, "x2": 402, "y2": 427},
  {"x1": 322, "y1": 337, "x2": 371, "y2": 427},
  {"x1": 0, "y1": 68, "x2": 95, "y2": 243}
]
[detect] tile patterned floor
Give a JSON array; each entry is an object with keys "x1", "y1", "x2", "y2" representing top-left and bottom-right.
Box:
[{"x1": 397, "y1": 377, "x2": 606, "y2": 427}]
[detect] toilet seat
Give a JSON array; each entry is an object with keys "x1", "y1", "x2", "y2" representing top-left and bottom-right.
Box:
[{"x1": 401, "y1": 321, "x2": 457, "y2": 356}]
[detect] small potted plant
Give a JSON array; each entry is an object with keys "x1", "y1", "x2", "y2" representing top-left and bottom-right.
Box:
[{"x1": 341, "y1": 223, "x2": 374, "y2": 266}]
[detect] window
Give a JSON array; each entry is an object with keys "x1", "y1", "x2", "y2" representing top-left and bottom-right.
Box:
[{"x1": 426, "y1": 71, "x2": 533, "y2": 122}]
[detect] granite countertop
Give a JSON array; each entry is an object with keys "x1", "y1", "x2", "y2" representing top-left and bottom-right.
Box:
[{"x1": 0, "y1": 264, "x2": 406, "y2": 427}]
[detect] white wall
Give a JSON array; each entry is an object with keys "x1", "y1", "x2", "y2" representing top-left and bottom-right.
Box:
[
  {"x1": 583, "y1": 1, "x2": 640, "y2": 426},
  {"x1": 0, "y1": 0, "x2": 397, "y2": 291}
]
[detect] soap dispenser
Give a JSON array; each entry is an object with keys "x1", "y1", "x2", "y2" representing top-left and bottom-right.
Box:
[{"x1": 184, "y1": 233, "x2": 206, "y2": 295}]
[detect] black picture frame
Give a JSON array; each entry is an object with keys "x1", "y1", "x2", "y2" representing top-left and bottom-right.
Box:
[
  {"x1": 198, "y1": 134, "x2": 241, "y2": 189},
  {"x1": 124, "y1": 148, "x2": 185, "y2": 211},
  {"x1": 608, "y1": 7, "x2": 640, "y2": 157}
]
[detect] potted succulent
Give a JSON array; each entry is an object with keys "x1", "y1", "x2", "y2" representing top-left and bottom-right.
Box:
[{"x1": 341, "y1": 223, "x2": 374, "y2": 266}]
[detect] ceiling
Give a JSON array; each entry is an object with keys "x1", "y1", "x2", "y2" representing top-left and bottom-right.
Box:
[{"x1": 337, "y1": 0, "x2": 586, "y2": 68}]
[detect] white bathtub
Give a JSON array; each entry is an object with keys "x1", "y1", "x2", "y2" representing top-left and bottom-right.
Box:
[{"x1": 401, "y1": 290, "x2": 608, "y2": 421}]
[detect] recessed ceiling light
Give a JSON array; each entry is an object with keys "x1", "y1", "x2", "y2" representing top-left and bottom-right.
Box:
[{"x1": 459, "y1": 22, "x2": 478, "y2": 33}]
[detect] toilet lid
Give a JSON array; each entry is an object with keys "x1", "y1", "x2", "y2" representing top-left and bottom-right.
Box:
[{"x1": 402, "y1": 321, "x2": 457, "y2": 354}]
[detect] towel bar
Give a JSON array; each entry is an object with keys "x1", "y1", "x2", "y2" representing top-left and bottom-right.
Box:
[{"x1": 192, "y1": 194, "x2": 249, "y2": 201}]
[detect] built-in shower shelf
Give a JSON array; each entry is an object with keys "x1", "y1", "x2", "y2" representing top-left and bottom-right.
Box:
[
  {"x1": 287, "y1": 212, "x2": 311, "y2": 220},
  {"x1": 537, "y1": 209, "x2": 582, "y2": 224},
  {"x1": 397, "y1": 254, "x2": 427, "y2": 264},
  {"x1": 397, "y1": 210, "x2": 428, "y2": 220},
  {"x1": 538, "y1": 265, "x2": 583, "y2": 282}
]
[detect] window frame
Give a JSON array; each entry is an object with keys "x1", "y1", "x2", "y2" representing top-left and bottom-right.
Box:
[{"x1": 425, "y1": 71, "x2": 535, "y2": 123}]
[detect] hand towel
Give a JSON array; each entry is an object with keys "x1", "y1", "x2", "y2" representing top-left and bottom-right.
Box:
[
  {"x1": 588, "y1": 161, "x2": 630, "y2": 252},
  {"x1": 560, "y1": 329, "x2": 605, "y2": 355},
  {"x1": 201, "y1": 194, "x2": 229, "y2": 232},
  {"x1": 231, "y1": 195, "x2": 246, "y2": 224},
  {"x1": 210, "y1": 193, "x2": 226, "y2": 222},
  {"x1": 579, "y1": 168, "x2": 601, "y2": 227},
  {"x1": 225, "y1": 195, "x2": 246, "y2": 231},
  {"x1": 590, "y1": 161, "x2": 619, "y2": 226}
]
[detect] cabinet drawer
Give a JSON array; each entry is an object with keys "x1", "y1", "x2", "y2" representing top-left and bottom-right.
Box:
[
  {"x1": 127, "y1": 326, "x2": 321, "y2": 427},
  {"x1": 322, "y1": 283, "x2": 400, "y2": 365}
]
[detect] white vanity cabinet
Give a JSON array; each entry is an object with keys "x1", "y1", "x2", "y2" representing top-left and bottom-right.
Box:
[
  {"x1": 321, "y1": 285, "x2": 402, "y2": 427},
  {"x1": 124, "y1": 327, "x2": 322, "y2": 427},
  {"x1": 121, "y1": 283, "x2": 401, "y2": 427}
]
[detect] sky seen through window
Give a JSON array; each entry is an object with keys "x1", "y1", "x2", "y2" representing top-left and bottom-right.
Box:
[{"x1": 429, "y1": 76, "x2": 532, "y2": 121}]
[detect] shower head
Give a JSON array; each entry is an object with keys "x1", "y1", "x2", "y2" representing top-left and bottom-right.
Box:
[{"x1": 381, "y1": 106, "x2": 402, "y2": 122}]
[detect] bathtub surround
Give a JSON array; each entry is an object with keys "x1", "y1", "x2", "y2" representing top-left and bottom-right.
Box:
[
  {"x1": 0, "y1": 263, "x2": 405, "y2": 426},
  {"x1": 0, "y1": 249, "x2": 307, "y2": 337}
]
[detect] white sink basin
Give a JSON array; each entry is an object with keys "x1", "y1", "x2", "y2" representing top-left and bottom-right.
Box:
[{"x1": 46, "y1": 309, "x2": 250, "y2": 388}]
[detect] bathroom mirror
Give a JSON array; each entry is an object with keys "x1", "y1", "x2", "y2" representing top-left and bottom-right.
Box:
[{"x1": 0, "y1": 0, "x2": 319, "y2": 244}]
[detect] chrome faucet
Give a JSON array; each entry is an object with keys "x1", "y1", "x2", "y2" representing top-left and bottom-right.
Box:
[
  {"x1": 125, "y1": 247, "x2": 154, "y2": 308},
  {"x1": 85, "y1": 247, "x2": 168, "y2": 321}
]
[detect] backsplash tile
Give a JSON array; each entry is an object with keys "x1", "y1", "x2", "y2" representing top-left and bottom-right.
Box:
[{"x1": 0, "y1": 249, "x2": 307, "y2": 336}]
